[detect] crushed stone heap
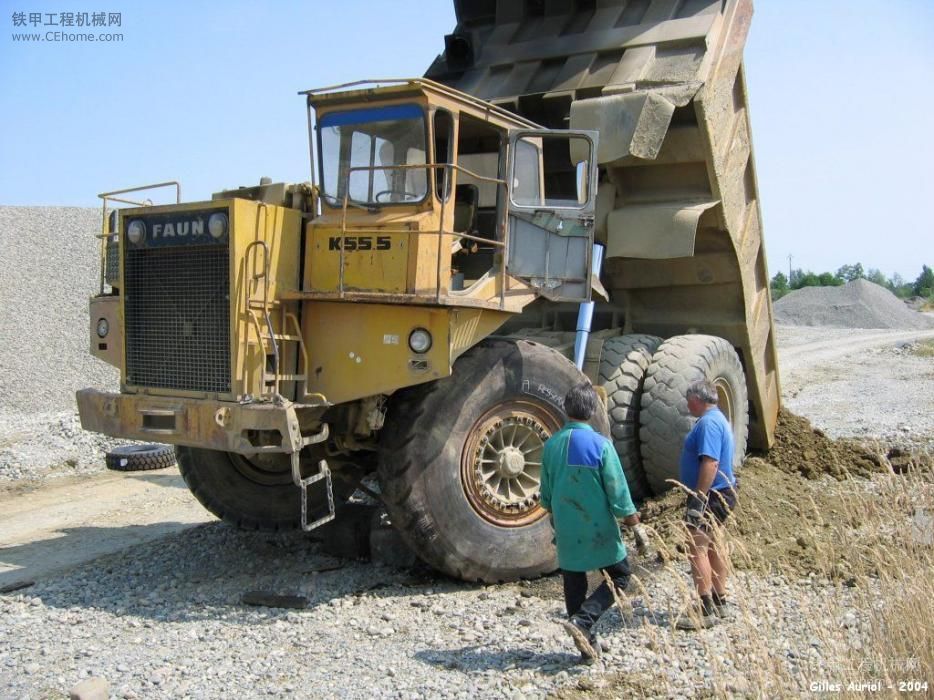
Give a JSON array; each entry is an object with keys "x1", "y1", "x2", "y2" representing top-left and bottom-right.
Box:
[
  {"x1": 774, "y1": 278, "x2": 934, "y2": 329},
  {"x1": 0, "y1": 206, "x2": 118, "y2": 415}
]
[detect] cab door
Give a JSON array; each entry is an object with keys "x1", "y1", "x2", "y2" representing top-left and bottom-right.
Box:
[{"x1": 505, "y1": 130, "x2": 599, "y2": 302}]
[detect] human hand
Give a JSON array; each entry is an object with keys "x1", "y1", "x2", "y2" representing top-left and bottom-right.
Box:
[
  {"x1": 684, "y1": 492, "x2": 707, "y2": 529},
  {"x1": 632, "y1": 523, "x2": 650, "y2": 555}
]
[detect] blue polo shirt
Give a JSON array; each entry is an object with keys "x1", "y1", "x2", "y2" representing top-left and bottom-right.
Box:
[
  {"x1": 540, "y1": 422, "x2": 637, "y2": 572},
  {"x1": 679, "y1": 407, "x2": 736, "y2": 491}
]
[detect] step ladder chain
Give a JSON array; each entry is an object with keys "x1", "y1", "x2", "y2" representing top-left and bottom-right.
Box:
[{"x1": 287, "y1": 414, "x2": 335, "y2": 532}]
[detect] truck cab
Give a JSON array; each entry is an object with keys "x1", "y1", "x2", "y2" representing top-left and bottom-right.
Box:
[{"x1": 298, "y1": 79, "x2": 598, "y2": 309}]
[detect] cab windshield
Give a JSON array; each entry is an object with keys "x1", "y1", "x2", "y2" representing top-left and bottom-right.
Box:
[{"x1": 319, "y1": 104, "x2": 428, "y2": 207}]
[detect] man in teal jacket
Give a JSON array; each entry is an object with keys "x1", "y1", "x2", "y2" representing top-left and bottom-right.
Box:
[{"x1": 541, "y1": 381, "x2": 642, "y2": 662}]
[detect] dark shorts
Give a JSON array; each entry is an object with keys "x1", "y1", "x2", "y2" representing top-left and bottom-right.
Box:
[{"x1": 691, "y1": 485, "x2": 737, "y2": 534}]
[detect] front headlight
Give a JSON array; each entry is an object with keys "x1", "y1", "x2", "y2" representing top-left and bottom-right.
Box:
[
  {"x1": 126, "y1": 220, "x2": 145, "y2": 245},
  {"x1": 208, "y1": 212, "x2": 228, "y2": 239},
  {"x1": 96, "y1": 318, "x2": 109, "y2": 338},
  {"x1": 408, "y1": 328, "x2": 432, "y2": 354}
]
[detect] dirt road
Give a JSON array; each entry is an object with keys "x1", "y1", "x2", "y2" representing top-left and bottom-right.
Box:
[
  {"x1": 0, "y1": 470, "x2": 210, "y2": 590},
  {"x1": 2, "y1": 326, "x2": 932, "y2": 591},
  {"x1": 777, "y1": 325, "x2": 934, "y2": 444},
  {"x1": 778, "y1": 326, "x2": 934, "y2": 371}
]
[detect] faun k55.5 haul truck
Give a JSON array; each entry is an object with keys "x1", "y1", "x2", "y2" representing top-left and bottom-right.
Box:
[{"x1": 78, "y1": 0, "x2": 779, "y2": 582}]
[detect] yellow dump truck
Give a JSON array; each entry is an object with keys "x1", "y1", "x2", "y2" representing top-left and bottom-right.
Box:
[{"x1": 78, "y1": 0, "x2": 779, "y2": 583}]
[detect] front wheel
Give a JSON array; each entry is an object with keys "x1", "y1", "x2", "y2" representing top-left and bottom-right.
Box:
[
  {"x1": 378, "y1": 339, "x2": 608, "y2": 583},
  {"x1": 177, "y1": 447, "x2": 355, "y2": 531}
]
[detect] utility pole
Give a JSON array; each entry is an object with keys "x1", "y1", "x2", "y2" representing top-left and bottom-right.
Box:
[{"x1": 788, "y1": 254, "x2": 793, "y2": 284}]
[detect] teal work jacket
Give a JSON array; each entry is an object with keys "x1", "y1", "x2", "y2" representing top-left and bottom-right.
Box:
[{"x1": 540, "y1": 422, "x2": 637, "y2": 572}]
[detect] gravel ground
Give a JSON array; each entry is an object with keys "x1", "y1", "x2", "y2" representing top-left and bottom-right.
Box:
[
  {"x1": 0, "y1": 411, "x2": 125, "y2": 484},
  {"x1": 0, "y1": 524, "x2": 868, "y2": 700}
]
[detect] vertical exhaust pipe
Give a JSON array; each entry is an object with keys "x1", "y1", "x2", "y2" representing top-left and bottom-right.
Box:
[{"x1": 574, "y1": 242, "x2": 604, "y2": 370}]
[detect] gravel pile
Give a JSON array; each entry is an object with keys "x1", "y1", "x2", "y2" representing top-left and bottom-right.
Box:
[
  {"x1": 0, "y1": 206, "x2": 120, "y2": 482},
  {"x1": 774, "y1": 279, "x2": 934, "y2": 329},
  {"x1": 0, "y1": 524, "x2": 866, "y2": 699},
  {"x1": 0, "y1": 411, "x2": 124, "y2": 483}
]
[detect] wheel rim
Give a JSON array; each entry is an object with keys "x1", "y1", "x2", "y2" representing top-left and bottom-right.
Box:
[
  {"x1": 713, "y1": 377, "x2": 734, "y2": 426},
  {"x1": 229, "y1": 453, "x2": 293, "y2": 486},
  {"x1": 460, "y1": 400, "x2": 561, "y2": 527}
]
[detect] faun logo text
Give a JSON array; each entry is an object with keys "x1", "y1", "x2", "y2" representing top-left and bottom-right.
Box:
[{"x1": 152, "y1": 220, "x2": 205, "y2": 239}]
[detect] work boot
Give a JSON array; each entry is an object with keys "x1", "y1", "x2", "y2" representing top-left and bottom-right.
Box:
[
  {"x1": 560, "y1": 617, "x2": 599, "y2": 662},
  {"x1": 713, "y1": 599, "x2": 735, "y2": 620},
  {"x1": 674, "y1": 605, "x2": 719, "y2": 631},
  {"x1": 712, "y1": 592, "x2": 734, "y2": 620}
]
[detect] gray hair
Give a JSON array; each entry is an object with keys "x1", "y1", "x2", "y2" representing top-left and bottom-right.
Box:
[
  {"x1": 564, "y1": 381, "x2": 597, "y2": 420},
  {"x1": 686, "y1": 380, "x2": 718, "y2": 405}
]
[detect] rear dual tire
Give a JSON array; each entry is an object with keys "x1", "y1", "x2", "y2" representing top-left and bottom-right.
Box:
[
  {"x1": 597, "y1": 334, "x2": 663, "y2": 501},
  {"x1": 639, "y1": 335, "x2": 749, "y2": 495}
]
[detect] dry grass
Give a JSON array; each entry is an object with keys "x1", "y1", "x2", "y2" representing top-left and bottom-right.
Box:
[
  {"x1": 909, "y1": 338, "x2": 934, "y2": 358},
  {"x1": 553, "y1": 453, "x2": 934, "y2": 699}
]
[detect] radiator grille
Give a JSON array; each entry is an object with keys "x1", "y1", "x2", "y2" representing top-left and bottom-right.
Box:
[{"x1": 124, "y1": 244, "x2": 230, "y2": 393}]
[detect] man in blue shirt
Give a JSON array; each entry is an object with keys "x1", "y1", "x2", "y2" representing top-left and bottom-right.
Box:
[
  {"x1": 541, "y1": 381, "x2": 645, "y2": 661},
  {"x1": 675, "y1": 380, "x2": 738, "y2": 630}
]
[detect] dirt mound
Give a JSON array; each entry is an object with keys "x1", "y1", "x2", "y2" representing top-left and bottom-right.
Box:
[
  {"x1": 774, "y1": 278, "x2": 934, "y2": 329},
  {"x1": 764, "y1": 410, "x2": 884, "y2": 479},
  {"x1": 638, "y1": 410, "x2": 924, "y2": 581}
]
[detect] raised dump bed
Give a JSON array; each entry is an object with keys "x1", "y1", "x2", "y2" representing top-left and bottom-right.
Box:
[{"x1": 427, "y1": 0, "x2": 780, "y2": 451}]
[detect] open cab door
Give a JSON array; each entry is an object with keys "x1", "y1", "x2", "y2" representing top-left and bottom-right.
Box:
[{"x1": 505, "y1": 130, "x2": 599, "y2": 303}]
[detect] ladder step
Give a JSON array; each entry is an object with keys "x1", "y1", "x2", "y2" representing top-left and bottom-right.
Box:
[
  {"x1": 264, "y1": 374, "x2": 306, "y2": 381},
  {"x1": 258, "y1": 333, "x2": 303, "y2": 342}
]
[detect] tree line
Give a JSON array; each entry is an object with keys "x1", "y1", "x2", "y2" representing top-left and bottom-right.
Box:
[{"x1": 770, "y1": 263, "x2": 934, "y2": 301}]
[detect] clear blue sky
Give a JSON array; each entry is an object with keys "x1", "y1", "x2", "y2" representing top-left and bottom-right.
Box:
[{"x1": 1, "y1": 1, "x2": 932, "y2": 282}]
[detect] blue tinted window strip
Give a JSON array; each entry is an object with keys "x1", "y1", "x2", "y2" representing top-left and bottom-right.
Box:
[{"x1": 320, "y1": 104, "x2": 423, "y2": 128}]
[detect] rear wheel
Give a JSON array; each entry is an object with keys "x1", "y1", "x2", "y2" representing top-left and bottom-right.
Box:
[
  {"x1": 639, "y1": 335, "x2": 748, "y2": 495},
  {"x1": 177, "y1": 446, "x2": 354, "y2": 531},
  {"x1": 378, "y1": 338, "x2": 608, "y2": 583},
  {"x1": 597, "y1": 334, "x2": 662, "y2": 501}
]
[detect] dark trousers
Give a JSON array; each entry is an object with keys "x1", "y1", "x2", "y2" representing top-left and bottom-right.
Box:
[{"x1": 561, "y1": 557, "x2": 632, "y2": 631}]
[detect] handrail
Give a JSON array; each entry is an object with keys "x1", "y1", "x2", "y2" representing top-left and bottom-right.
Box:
[
  {"x1": 95, "y1": 180, "x2": 182, "y2": 295},
  {"x1": 336, "y1": 161, "x2": 509, "y2": 307},
  {"x1": 244, "y1": 201, "x2": 284, "y2": 398},
  {"x1": 98, "y1": 181, "x2": 181, "y2": 201}
]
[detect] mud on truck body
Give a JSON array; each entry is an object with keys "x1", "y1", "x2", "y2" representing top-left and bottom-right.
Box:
[{"x1": 78, "y1": 0, "x2": 779, "y2": 583}]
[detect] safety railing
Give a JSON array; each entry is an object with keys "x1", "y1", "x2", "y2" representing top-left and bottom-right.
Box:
[
  {"x1": 332, "y1": 162, "x2": 510, "y2": 309},
  {"x1": 96, "y1": 181, "x2": 181, "y2": 294},
  {"x1": 243, "y1": 203, "x2": 313, "y2": 402}
]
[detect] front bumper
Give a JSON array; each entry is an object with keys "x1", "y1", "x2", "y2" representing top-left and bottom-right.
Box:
[{"x1": 76, "y1": 388, "x2": 318, "y2": 455}]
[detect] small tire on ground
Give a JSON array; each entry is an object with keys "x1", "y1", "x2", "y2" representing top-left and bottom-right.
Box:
[
  {"x1": 176, "y1": 447, "x2": 353, "y2": 532},
  {"x1": 597, "y1": 334, "x2": 662, "y2": 502},
  {"x1": 105, "y1": 444, "x2": 176, "y2": 472},
  {"x1": 378, "y1": 338, "x2": 608, "y2": 583},
  {"x1": 639, "y1": 335, "x2": 749, "y2": 496}
]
